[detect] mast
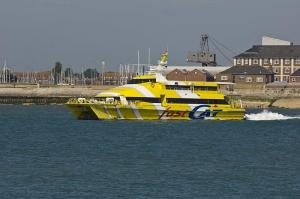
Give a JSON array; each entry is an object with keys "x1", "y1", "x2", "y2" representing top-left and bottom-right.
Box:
[
  {"x1": 101, "y1": 61, "x2": 105, "y2": 85},
  {"x1": 137, "y1": 49, "x2": 140, "y2": 75},
  {"x1": 148, "y1": 48, "x2": 151, "y2": 66},
  {"x1": 4, "y1": 60, "x2": 6, "y2": 83}
]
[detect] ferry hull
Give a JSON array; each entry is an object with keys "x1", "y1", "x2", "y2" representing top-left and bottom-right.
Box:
[
  {"x1": 90, "y1": 104, "x2": 245, "y2": 120},
  {"x1": 65, "y1": 103, "x2": 98, "y2": 120},
  {"x1": 65, "y1": 51, "x2": 246, "y2": 121}
]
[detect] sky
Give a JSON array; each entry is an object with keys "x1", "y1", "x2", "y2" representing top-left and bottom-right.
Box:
[{"x1": 0, "y1": 0, "x2": 300, "y2": 72}]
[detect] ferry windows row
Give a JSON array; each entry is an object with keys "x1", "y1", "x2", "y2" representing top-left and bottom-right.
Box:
[
  {"x1": 127, "y1": 79, "x2": 156, "y2": 84},
  {"x1": 94, "y1": 96, "x2": 227, "y2": 105},
  {"x1": 126, "y1": 97, "x2": 161, "y2": 103},
  {"x1": 94, "y1": 97, "x2": 121, "y2": 101},
  {"x1": 94, "y1": 97, "x2": 121, "y2": 104},
  {"x1": 114, "y1": 97, "x2": 227, "y2": 104},
  {"x1": 166, "y1": 85, "x2": 190, "y2": 90},
  {"x1": 194, "y1": 86, "x2": 217, "y2": 91},
  {"x1": 166, "y1": 98, "x2": 228, "y2": 105},
  {"x1": 165, "y1": 85, "x2": 217, "y2": 91}
]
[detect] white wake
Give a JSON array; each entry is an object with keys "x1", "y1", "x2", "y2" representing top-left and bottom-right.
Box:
[{"x1": 245, "y1": 110, "x2": 300, "y2": 121}]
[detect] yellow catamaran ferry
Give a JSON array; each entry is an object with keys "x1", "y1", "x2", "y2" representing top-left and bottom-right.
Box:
[{"x1": 66, "y1": 52, "x2": 245, "y2": 120}]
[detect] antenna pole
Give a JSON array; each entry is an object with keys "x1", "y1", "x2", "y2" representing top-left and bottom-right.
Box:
[
  {"x1": 4, "y1": 59, "x2": 7, "y2": 83},
  {"x1": 148, "y1": 48, "x2": 151, "y2": 66},
  {"x1": 101, "y1": 61, "x2": 105, "y2": 85},
  {"x1": 137, "y1": 49, "x2": 140, "y2": 75}
]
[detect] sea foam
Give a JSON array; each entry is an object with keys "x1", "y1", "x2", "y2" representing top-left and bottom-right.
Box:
[{"x1": 245, "y1": 110, "x2": 300, "y2": 121}]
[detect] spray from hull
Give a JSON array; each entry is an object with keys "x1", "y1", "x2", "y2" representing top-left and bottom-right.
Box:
[{"x1": 246, "y1": 110, "x2": 300, "y2": 121}]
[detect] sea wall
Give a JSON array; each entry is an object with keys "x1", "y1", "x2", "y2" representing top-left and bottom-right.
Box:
[
  {"x1": 226, "y1": 95, "x2": 273, "y2": 109},
  {"x1": 227, "y1": 96, "x2": 300, "y2": 109},
  {"x1": 223, "y1": 83, "x2": 300, "y2": 109},
  {"x1": 0, "y1": 86, "x2": 114, "y2": 104},
  {"x1": 271, "y1": 98, "x2": 300, "y2": 109},
  {"x1": 0, "y1": 86, "x2": 114, "y2": 97}
]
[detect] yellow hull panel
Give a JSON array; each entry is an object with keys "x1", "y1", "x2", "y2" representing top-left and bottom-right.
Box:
[
  {"x1": 89, "y1": 104, "x2": 245, "y2": 120},
  {"x1": 65, "y1": 103, "x2": 98, "y2": 120}
]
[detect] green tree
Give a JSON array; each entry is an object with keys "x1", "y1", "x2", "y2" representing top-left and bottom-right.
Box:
[
  {"x1": 83, "y1": 68, "x2": 99, "y2": 79},
  {"x1": 64, "y1": 67, "x2": 74, "y2": 84},
  {"x1": 64, "y1": 67, "x2": 73, "y2": 77},
  {"x1": 52, "y1": 62, "x2": 62, "y2": 84}
]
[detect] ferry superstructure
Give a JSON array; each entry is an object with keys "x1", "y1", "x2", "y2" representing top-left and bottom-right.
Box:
[{"x1": 66, "y1": 52, "x2": 245, "y2": 120}]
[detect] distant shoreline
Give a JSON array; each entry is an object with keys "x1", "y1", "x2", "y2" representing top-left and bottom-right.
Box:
[{"x1": 0, "y1": 85, "x2": 300, "y2": 109}]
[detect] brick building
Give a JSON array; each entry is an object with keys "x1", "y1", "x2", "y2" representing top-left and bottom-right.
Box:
[
  {"x1": 166, "y1": 69, "x2": 214, "y2": 82},
  {"x1": 216, "y1": 65, "x2": 274, "y2": 84},
  {"x1": 290, "y1": 68, "x2": 300, "y2": 83},
  {"x1": 14, "y1": 71, "x2": 51, "y2": 84},
  {"x1": 102, "y1": 71, "x2": 121, "y2": 85},
  {"x1": 233, "y1": 37, "x2": 300, "y2": 82}
]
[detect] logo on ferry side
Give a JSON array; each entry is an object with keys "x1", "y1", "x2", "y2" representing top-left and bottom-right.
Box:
[
  {"x1": 158, "y1": 105, "x2": 222, "y2": 120},
  {"x1": 189, "y1": 105, "x2": 211, "y2": 120},
  {"x1": 158, "y1": 107, "x2": 189, "y2": 119},
  {"x1": 189, "y1": 105, "x2": 221, "y2": 120}
]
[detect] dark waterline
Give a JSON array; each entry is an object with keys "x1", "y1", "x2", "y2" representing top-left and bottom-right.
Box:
[{"x1": 0, "y1": 105, "x2": 299, "y2": 198}]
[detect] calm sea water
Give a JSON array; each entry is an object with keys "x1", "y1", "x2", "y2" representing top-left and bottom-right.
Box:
[{"x1": 0, "y1": 105, "x2": 299, "y2": 198}]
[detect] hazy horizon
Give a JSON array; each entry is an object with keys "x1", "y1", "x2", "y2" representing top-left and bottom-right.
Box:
[{"x1": 1, "y1": 0, "x2": 300, "y2": 72}]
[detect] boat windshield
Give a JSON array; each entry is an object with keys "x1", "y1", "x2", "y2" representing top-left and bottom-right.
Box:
[
  {"x1": 127, "y1": 79, "x2": 156, "y2": 84},
  {"x1": 94, "y1": 97, "x2": 121, "y2": 104},
  {"x1": 166, "y1": 98, "x2": 228, "y2": 104},
  {"x1": 165, "y1": 85, "x2": 217, "y2": 91}
]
